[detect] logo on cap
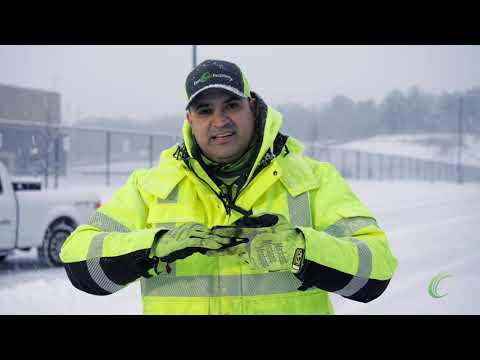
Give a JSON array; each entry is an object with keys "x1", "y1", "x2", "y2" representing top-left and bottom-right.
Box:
[{"x1": 194, "y1": 71, "x2": 233, "y2": 86}]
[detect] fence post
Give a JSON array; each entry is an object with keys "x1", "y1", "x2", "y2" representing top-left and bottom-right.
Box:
[
  {"x1": 379, "y1": 154, "x2": 383, "y2": 180},
  {"x1": 398, "y1": 157, "x2": 402, "y2": 180},
  {"x1": 413, "y1": 159, "x2": 418, "y2": 180},
  {"x1": 44, "y1": 137, "x2": 49, "y2": 189},
  {"x1": 417, "y1": 159, "x2": 421, "y2": 181},
  {"x1": 149, "y1": 135, "x2": 154, "y2": 168},
  {"x1": 432, "y1": 161, "x2": 436, "y2": 182},
  {"x1": 106, "y1": 131, "x2": 111, "y2": 186},
  {"x1": 425, "y1": 160, "x2": 429, "y2": 182},
  {"x1": 410, "y1": 158, "x2": 414, "y2": 180},
  {"x1": 425, "y1": 160, "x2": 429, "y2": 181},
  {"x1": 428, "y1": 160, "x2": 435, "y2": 183},
  {"x1": 367, "y1": 153, "x2": 372, "y2": 180},
  {"x1": 387, "y1": 156, "x2": 393, "y2": 180},
  {"x1": 356, "y1": 151, "x2": 361, "y2": 180},
  {"x1": 391, "y1": 156, "x2": 395, "y2": 180},
  {"x1": 406, "y1": 158, "x2": 410, "y2": 180},
  {"x1": 54, "y1": 135, "x2": 59, "y2": 189}
]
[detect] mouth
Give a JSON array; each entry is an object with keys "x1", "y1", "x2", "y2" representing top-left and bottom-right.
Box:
[
  {"x1": 211, "y1": 132, "x2": 235, "y2": 140},
  {"x1": 211, "y1": 132, "x2": 236, "y2": 144}
]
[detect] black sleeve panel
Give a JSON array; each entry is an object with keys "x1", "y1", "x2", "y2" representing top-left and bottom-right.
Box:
[
  {"x1": 101, "y1": 249, "x2": 155, "y2": 284},
  {"x1": 63, "y1": 249, "x2": 155, "y2": 296},
  {"x1": 343, "y1": 278, "x2": 391, "y2": 303},
  {"x1": 296, "y1": 259, "x2": 391, "y2": 303},
  {"x1": 296, "y1": 260, "x2": 353, "y2": 292},
  {"x1": 64, "y1": 262, "x2": 111, "y2": 296}
]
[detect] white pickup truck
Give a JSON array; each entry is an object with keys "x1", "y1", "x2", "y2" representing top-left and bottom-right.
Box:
[{"x1": 0, "y1": 162, "x2": 104, "y2": 267}]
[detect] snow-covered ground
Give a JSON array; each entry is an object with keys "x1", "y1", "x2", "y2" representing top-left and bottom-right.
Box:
[
  {"x1": 331, "y1": 133, "x2": 480, "y2": 167},
  {"x1": 332, "y1": 180, "x2": 480, "y2": 315},
  {"x1": 1, "y1": 180, "x2": 479, "y2": 314}
]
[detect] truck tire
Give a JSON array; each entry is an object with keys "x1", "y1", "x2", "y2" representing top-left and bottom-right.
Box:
[
  {"x1": 38, "y1": 218, "x2": 76, "y2": 267},
  {"x1": 0, "y1": 254, "x2": 8, "y2": 262}
]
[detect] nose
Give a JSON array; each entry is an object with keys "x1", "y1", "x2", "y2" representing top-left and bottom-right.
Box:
[{"x1": 211, "y1": 108, "x2": 230, "y2": 128}]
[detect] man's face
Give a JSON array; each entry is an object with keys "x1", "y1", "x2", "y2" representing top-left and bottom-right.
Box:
[{"x1": 187, "y1": 88, "x2": 256, "y2": 164}]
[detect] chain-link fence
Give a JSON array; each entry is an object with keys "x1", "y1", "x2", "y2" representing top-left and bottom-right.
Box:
[
  {"x1": 1, "y1": 119, "x2": 479, "y2": 188},
  {"x1": 0, "y1": 119, "x2": 181, "y2": 188},
  {"x1": 306, "y1": 145, "x2": 480, "y2": 183}
]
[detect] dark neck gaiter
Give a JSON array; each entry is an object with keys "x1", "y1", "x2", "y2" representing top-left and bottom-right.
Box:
[{"x1": 200, "y1": 132, "x2": 260, "y2": 184}]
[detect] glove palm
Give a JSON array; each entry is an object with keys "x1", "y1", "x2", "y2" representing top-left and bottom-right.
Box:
[
  {"x1": 150, "y1": 222, "x2": 233, "y2": 274},
  {"x1": 210, "y1": 214, "x2": 306, "y2": 273}
]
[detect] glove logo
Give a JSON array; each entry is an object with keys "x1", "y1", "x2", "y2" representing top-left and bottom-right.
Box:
[{"x1": 292, "y1": 248, "x2": 305, "y2": 272}]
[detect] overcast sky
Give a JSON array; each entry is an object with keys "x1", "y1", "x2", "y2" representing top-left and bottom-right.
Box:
[{"x1": 0, "y1": 45, "x2": 479, "y2": 123}]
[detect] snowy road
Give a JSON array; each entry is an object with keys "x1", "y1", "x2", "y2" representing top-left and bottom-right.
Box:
[{"x1": 1, "y1": 180, "x2": 479, "y2": 314}]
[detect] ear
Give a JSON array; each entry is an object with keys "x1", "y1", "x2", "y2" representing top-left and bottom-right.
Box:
[
  {"x1": 186, "y1": 111, "x2": 193, "y2": 125},
  {"x1": 248, "y1": 98, "x2": 257, "y2": 113}
]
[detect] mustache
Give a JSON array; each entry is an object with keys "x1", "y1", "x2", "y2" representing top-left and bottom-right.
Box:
[{"x1": 209, "y1": 124, "x2": 237, "y2": 137}]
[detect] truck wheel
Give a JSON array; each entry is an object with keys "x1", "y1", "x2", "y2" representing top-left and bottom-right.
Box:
[
  {"x1": 0, "y1": 254, "x2": 8, "y2": 262},
  {"x1": 38, "y1": 219, "x2": 76, "y2": 267}
]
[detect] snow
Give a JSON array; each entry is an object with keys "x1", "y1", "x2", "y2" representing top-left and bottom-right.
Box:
[
  {"x1": 1, "y1": 180, "x2": 479, "y2": 314},
  {"x1": 330, "y1": 133, "x2": 480, "y2": 167},
  {"x1": 331, "y1": 180, "x2": 480, "y2": 315},
  {"x1": 0, "y1": 251, "x2": 141, "y2": 315}
]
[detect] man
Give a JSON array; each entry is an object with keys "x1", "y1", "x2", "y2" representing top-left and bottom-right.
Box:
[{"x1": 60, "y1": 59, "x2": 398, "y2": 314}]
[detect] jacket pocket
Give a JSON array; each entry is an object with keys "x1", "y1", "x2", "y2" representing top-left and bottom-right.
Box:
[{"x1": 147, "y1": 203, "x2": 204, "y2": 225}]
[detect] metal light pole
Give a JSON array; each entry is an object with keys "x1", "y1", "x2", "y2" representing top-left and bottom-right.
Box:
[
  {"x1": 192, "y1": 45, "x2": 197, "y2": 69},
  {"x1": 457, "y1": 96, "x2": 464, "y2": 184}
]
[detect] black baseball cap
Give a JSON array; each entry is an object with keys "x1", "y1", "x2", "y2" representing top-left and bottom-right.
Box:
[{"x1": 185, "y1": 59, "x2": 251, "y2": 110}]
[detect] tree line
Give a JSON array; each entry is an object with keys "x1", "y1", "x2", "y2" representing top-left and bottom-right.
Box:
[
  {"x1": 278, "y1": 86, "x2": 480, "y2": 144},
  {"x1": 74, "y1": 86, "x2": 480, "y2": 144}
]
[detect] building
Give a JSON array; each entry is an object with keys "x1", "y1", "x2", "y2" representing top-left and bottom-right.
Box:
[
  {"x1": 0, "y1": 83, "x2": 64, "y2": 176},
  {"x1": 0, "y1": 83, "x2": 61, "y2": 124}
]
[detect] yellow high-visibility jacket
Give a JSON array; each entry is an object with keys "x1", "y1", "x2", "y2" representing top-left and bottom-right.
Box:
[{"x1": 60, "y1": 94, "x2": 398, "y2": 314}]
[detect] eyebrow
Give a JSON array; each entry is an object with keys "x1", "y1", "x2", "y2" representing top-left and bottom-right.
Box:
[{"x1": 192, "y1": 96, "x2": 242, "y2": 111}]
